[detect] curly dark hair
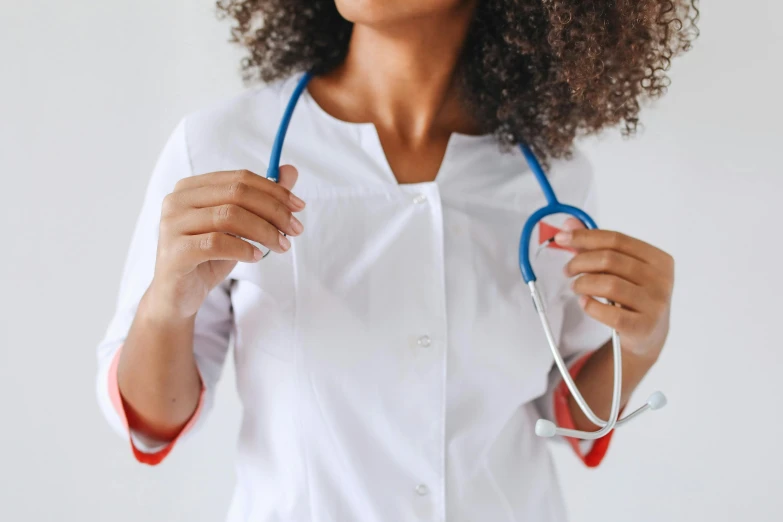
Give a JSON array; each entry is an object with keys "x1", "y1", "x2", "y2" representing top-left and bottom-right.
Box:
[{"x1": 216, "y1": 0, "x2": 699, "y2": 160}]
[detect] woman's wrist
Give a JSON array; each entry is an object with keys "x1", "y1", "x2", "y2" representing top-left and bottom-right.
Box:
[
  {"x1": 141, "y1": 278, "x2": 199, "y2": 328},
  {"x1": 621, "y1": 344, "x2": 661, "y2": 376},
  {"x1": 597, "y1": 337, "x2": 661, "y2": 375}
]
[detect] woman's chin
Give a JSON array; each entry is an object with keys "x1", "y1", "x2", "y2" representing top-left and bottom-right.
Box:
[{"x1": 334, "y1": 0, "x2": 464, "y2": 25}]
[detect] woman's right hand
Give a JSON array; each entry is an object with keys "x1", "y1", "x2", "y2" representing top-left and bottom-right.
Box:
[{"x1": 148, "y1": 165, "x2": 305, "y2": 320}]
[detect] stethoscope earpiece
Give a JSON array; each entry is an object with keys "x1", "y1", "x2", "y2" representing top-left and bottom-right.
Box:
[
  {"x1": 647, "y1": 391, "x2": 668, "y2": 411},
  {"x1": 535, "y1": 420, "x2": 557, "y2": 438}
]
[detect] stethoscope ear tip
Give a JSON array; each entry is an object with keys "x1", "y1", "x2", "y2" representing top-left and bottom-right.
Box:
[
  {"x1": 535, "y1": 419, "x2": 557, "y2": 438},
  {"x1": 647, "y1": 391, "x2": 668, "y2": 411}
]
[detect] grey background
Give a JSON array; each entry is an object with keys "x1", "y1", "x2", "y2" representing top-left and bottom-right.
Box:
[{"x1": 2, "y1": 1, "x2": 781, "y2": 521}]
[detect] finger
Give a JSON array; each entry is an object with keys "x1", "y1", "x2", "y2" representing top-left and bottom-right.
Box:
[
  {"x1": 562, "y1": 217, "x2": 587, "y2": 231},
  {"x1": 571, "y1": 274, "x2": 652, "y2": 313},
  {"x1": 173, "y1": 169, "x2": 305, "y2": 212},
  {"x1": 565, "y1": 249, "x2": 657, "y2": 286},
  {"x1": 579, "y1": 295, "x2": 645, "y2": 334},
  {"x1": 558, "y1": 218, "x2": 589, "y2": 252},
  {"x1": 179, "y1": 232, "x2": 265, "y2": 267},
  {"x1": 170, "y1": 184, "x2": 303, "y2": 237},
  {"x1": 554, "y1": 228, "x2": 669, "y2": 266},
  {"x1": 174, "y1": 205, "x2": 294, "y2": 253},
  {"x1": 277, "y1": 164, "x2": 299, "y2": 192}
]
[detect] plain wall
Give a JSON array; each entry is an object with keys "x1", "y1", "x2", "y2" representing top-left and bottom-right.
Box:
[{"x1": 1, "y1": 1, "x2": 781, "y2": 521}]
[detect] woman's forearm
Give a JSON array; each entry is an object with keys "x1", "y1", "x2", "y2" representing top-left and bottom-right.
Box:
[
  {"x1": 114, "y1": 167, "x2": 304, "y2": 443},
  {"x1": 568, "y1": 340, "x2": 658, "y2": 432},
  {"x1": 116, "y1": 282, "x2": 203, "y2": 442}
]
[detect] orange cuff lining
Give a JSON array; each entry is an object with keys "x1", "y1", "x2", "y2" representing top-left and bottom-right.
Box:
[
  {"x1": 107, "y1": 346, "x2": 206, "y2": 465},
  {"x1": 552, "y1": 351, "x2": 616, "y2": 468}
]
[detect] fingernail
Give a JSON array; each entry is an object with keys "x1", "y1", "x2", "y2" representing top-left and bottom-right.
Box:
[
  {"x1": 554, "y1": 231, "x2": 572, "y2": 245},
  {"x1": 253, "y1": 247, "x2": 263, "y2": 261},
  {"x1": 279, "y1": 233, "x2": 291, "y2": 251},
  {"x1": 290, "y1": 193, "x2": 306, "y2": 210},
  {"x1": 290, "y1": 216, "x2": 303, "y2": 235},
  {"x1": 578, "y1": 295, "x2": 589, "y2": 308}
]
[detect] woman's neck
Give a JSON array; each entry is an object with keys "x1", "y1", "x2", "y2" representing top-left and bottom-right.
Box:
[{"x1": 309, "y1": 2, "x2": 480, "y2": 146}]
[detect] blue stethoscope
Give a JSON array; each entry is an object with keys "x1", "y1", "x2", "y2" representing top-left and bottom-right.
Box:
[{"x1": 266, "y1": 72, "x2": 666, "y2": 440}]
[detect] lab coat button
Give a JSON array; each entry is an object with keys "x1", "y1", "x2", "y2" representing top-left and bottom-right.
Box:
[
  {"x1": 417, "y1": 335, "x2": 432, "y2": 347},
  {"x1": 415, "y1": 484, "x2": 429, "y2": 496},
  {"x1": 412, "y1": 194, "x2": 427, "y2": 204}
]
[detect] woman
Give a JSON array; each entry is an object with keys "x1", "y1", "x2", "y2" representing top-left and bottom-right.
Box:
[{"x1": 97, "y1": 1, "x2": 697, "y2": 520}]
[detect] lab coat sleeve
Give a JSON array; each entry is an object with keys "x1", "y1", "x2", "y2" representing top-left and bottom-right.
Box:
[
  {"x1": 532, "y1": 176, "x2": 616, "y2": 466},
  {"x1": 95, "y1": 118, "x2": 232, "y2": 465}
]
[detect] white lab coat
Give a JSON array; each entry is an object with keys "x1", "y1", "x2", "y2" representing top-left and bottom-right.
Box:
[{"x1": 97, "y1": 73, "x2": 611, "y2": 522}]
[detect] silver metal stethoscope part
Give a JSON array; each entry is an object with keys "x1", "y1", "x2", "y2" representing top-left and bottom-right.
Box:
[
  {"x1": 529, "y1": 280, "x2": 667, "y2": 439},
  {"x1": 231, "y1": 236, "x2": 274, "y2": 259}
]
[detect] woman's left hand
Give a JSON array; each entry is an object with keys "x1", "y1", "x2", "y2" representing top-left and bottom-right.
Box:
[{"x1": 554, "y1": 218, "x2": 674, "y2": 362}]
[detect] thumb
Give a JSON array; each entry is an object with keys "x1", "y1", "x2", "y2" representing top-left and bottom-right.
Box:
[
  {"x1": 562, "y1": 217, "x2": 586, "y2": 231},
  {"x1": 277, "y1": 164, "x2": 299, "y2": 192}
]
